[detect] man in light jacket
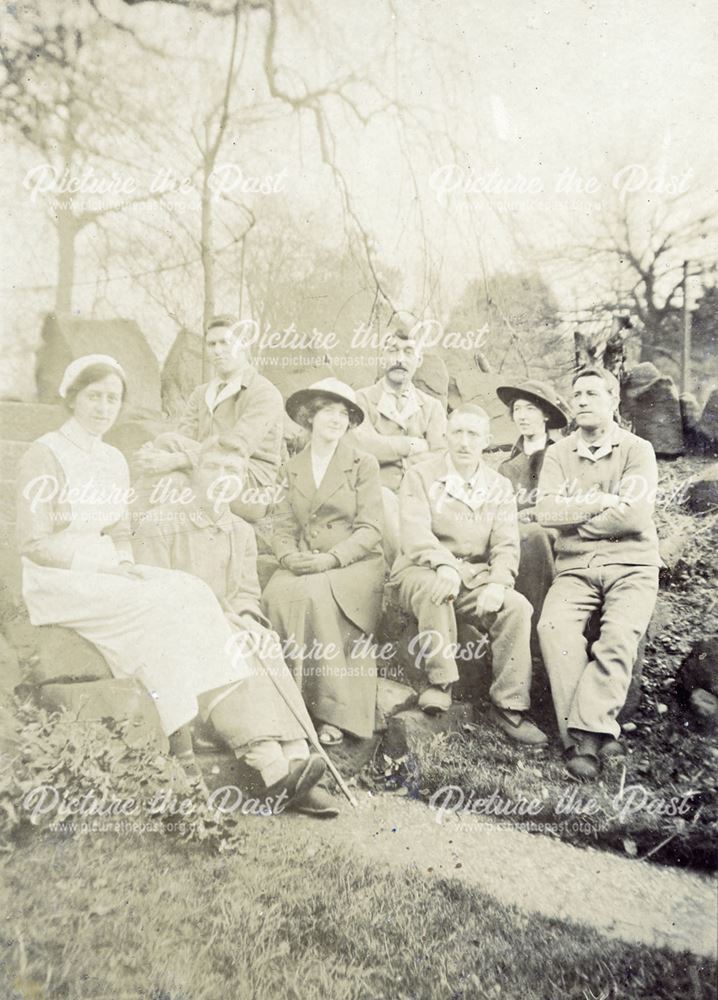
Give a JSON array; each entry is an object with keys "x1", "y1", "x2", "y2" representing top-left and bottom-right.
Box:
[
  {"x1": 136, "y1": 315, "x2": 284, "y2": 523},
  {"x1": 352, "y1": 322, "x2": 446, "y2": 564},
  {"x1": 391, "y1": 404, "x2": 547, "y2": 746}
]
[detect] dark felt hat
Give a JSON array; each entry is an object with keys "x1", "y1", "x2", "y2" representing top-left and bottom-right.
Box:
[{"x1": 496, "y1": 378, "x2": 568, "y2": 430}]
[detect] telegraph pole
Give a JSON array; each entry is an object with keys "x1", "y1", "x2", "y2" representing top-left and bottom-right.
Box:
[{"x1": 681, "y1": 260, "x2": 692, "y2": 395}]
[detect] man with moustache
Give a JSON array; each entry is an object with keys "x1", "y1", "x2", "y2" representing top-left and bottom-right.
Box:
[
  {"x1": 536, "y1": 368, "x2": 661, "y2": 780},
  {"x1": 136, "y1": 314, "x2": 284, "y2": 524},
  {"x1": 353, "y1": 321, "x2": 447, "y2": 563},
  {"x1": 391, "y1": 404, "x2": 547, "y2": 746}
]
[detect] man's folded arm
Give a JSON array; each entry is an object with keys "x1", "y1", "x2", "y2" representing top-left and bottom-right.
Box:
[{"x1": 535, "y1": 449, "x2": 605, "y2": 528}]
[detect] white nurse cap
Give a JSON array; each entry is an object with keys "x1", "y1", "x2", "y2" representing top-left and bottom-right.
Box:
[{"x1": 58, "y1": 354, "x2": 126, "y2": 398}]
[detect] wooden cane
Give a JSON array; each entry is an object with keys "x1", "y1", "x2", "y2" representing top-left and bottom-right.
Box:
[{"x1": 259, "y1": 636, "x2": 358, "y2": 808}]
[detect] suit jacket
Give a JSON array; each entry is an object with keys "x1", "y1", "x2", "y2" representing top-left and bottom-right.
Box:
[
  {"x1": 269, "y1": 438, "x2": 384, "y2": 633},
  {"x1": 391, "y1": 451, "x2": 520, "y2": 590},
  {"x1": 352, "y1": 380, "x2": 447, "y2": 491},
  {"x1": 160, "y1": 366, "x2": 284, "y2": 489}
]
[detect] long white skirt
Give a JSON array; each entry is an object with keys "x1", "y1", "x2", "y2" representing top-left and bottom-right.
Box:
[{"x1": 22, "y1": 559, "x2": 251, "y2": 735}]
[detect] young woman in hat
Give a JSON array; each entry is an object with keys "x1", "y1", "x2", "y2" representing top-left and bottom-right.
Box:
[
  {"x1": 495, "y1": 379, "x2": 568, "y2": 647},
  {"x1": 16, "y1": 355, "x2": 327, "y2": 806},
  {"x1": 262, "y1": 379, "x2": 384, "y2": 746}
]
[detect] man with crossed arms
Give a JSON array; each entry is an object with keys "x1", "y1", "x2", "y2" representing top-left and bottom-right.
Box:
[{"x1": 536, "y1": 367, "x2": 661, "y2": 780}]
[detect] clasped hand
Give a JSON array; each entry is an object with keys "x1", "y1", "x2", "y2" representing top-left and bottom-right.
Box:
[
  {"x1": 283, "y1": 551, "x2": 339, "y2": 575},
  {"x1": 429, "y1": 564, "x2": 461, "y2": 605},
  {"x1": 475, "y1": 582, "x2": 505, "y2": 615}
]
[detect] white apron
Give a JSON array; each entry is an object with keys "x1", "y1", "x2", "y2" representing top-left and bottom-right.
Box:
[{"x1": 21, "y1": 428, "x2": 251, "y2": 735}]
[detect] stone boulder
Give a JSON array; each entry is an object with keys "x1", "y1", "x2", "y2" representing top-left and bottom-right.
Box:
[
  {"x1": 677, "y1": 637, "x2": 718, "y2": 734},
  {"x1": 39, "y1": 678, "x2": 168, "y2": 751},
  {"x1": 685, "y1": 464, "x2": 718, "y2": 514},
  {"x1": 374, "y1": 678, "x2": 416, "y2": 732},
  {"x1": 4, "y1": 623, "x2": 112, "y2": 687},
  {"x1": 381, "y1": 703, "x2": 474, "y2": 759},
  {"x1": 698, "y1": 388, "x2": 718, "y2": 446}
]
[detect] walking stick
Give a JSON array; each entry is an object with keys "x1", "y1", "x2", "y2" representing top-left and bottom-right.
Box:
[{"x1": 257, "y1": 633, "x2": 358, "y2": 809}]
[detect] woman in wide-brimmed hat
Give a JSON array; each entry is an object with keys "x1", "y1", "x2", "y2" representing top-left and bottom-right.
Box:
[
  {"x1": 262, "y1": 379, "x2": 385, "y2": 746},
  {"x1": 495, "y1": 379, "x2": 568, "y2": 664}
]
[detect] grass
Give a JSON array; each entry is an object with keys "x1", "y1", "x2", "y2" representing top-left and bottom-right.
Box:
[
  {"x1": 1, "y1": 823, "x2": 714, "y2": 1000},
  {"x1": 380, "y1": 714, "x2": 717, "y2": 870},
  {"x1": 372, "y1": 455, "x2": 718, "y2": 869}
]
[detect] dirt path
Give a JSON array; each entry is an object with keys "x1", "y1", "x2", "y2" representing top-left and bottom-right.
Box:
[{"x1": 289, "y1": 789, "x2": 717, "y2": 959}]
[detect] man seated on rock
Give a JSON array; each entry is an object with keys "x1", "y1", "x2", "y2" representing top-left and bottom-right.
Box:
[
  {"x1": 136, "y1": 314, "x2": 283, "y2": 524},
  {"x1": 352, "y1": 321, "x2": 447, "y2": 565},
  {"x1": 390, "y1": 404, "x2": 547, "y2": 746},
  {"x1": 535, "y1": 367, "x2": 661, "y2": 780},
  {"x1": 133, "y1": 438, "x2": 338, "y2": 818}
]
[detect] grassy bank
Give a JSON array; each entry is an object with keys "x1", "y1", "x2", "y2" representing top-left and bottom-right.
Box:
[{"x1": 1, "y1": 825, "x2": 714, "y2": 1000}]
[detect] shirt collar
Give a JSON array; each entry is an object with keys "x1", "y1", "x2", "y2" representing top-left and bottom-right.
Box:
[
  {"x1": 573, "y1": 423, "x2": 622, "y2": 461},
  {"x1": 206, "y1": 367, "x2": 253, "y2": 409},
  {"x1": 438, "y1": 455, "x2": 488, "y2": 511},
  {"x1": 60, "y1": 418, "x2": 103, "y2": 454}
]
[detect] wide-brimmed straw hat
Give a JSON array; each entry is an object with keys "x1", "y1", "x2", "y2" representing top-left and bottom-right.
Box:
[
  {"x1": 285, "y1": 378, "x2": 365, "y2": 429},
  {"x1": 496, "y1": 378, "x2": 568, "y2": 430}
]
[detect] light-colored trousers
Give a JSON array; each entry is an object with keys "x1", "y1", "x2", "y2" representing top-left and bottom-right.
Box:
[
  {"x1": 538, "y1": 563, "x2": 659, "y2": 744},
  {"x1": 396, "y1": 566, "x2": 533, "y2": 712},
  {"x1": 381, "y1": 487, "x2": 401, "y2": 568}
]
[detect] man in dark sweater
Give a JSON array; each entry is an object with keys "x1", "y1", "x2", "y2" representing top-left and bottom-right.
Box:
[{"x1": 535, "y1": 368, "x2": 661, "y2": 779}]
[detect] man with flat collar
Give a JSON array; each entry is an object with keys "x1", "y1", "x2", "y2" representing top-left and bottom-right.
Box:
[
  {"x1": 535, "y1": 367, "x2": 661, "y2": 780},
  {"x1": 137, "y1": 315, "x2": 283, "y2": 523},
  {"x1": 391, "y1": 404, "x2": 547, "y2": 746},
  {"x1": 353, "y1": 322, "x2": 446, "y2": 564}
]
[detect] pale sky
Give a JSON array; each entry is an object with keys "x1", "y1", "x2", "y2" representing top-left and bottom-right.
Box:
[{"x1": 1, "y1": 0, "x2": 716, "y2": 393}]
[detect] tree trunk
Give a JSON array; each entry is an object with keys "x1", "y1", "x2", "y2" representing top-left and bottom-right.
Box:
[
  {"x1": 55, "y1": 206, "x2": 79, "y2": 316},
  {"x1": 200, "y1": 167, "x2": 215, "y2": 381}
]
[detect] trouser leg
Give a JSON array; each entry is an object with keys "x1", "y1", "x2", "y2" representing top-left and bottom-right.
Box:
[
  {"x1": 398, "y1": 566, "x2": 459, "y2": 685},
  {"x1": 513, "y1": 523, "x2": 555, "y2": 656},
  {"x1": 473, "y1": 588, "x2": 534, "y2": 712},
  {"x1": 538, "y1": 571, "x2": 601, "y2": 746},
  {"x1": 242, "y1": 740, "x2": 290, "y2": 787},
  {"x1": 381, "y1": 487, "x2": 400, "y2": 568},
  {"x1": 281, "y1": 739, "x2": 310, "y2": 763},
  {"x1": 568, "y1": 565, "x2": 659, "y2": 739}
]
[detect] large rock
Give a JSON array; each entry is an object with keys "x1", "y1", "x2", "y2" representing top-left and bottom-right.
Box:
[
  {"x1": 621, "y1": 364, "x2": 684, "y2": 457},
  {"x1": 688, "y1": 689, "x2": 718, "y2": 733},
  {"x1": 7, "y1": 624, "x2": 113, "y2": 687},
  {"x1": 677, "y1": 637, "x2": 718, "y2": 699},
  {"x1": 381, "y1": 703, "x2": 474, "y2": 759},
  {"x1": 374, "y1": 678, "x2": 416, "y2": 732},
  {"x1": 685, "y1": 464, "x2": 718, "y2": 513},
  {"x1": 698, "y1": 388, "x2": 718, "y2": 444},
  {"x1": 39, "y1": 678, "x2": 168, "y2": 751}
]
